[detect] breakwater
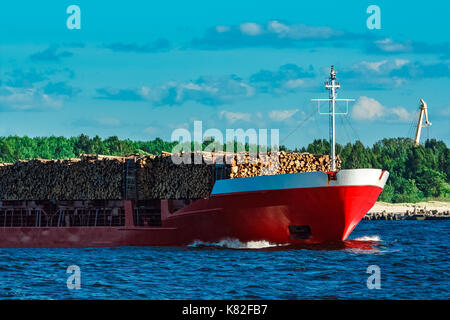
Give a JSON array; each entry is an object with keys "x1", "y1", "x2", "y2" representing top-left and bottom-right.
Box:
[{"x1": 364, "y1": 208, "x2": 450, "y2": 220}]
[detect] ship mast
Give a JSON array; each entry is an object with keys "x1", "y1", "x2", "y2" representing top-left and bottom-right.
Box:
[
  {"x1": 326, "y1": 66, "x2": 339, "y2": 171},
  {"x1": 312, "y1": 66, "x2": 354, "y2": 171}
]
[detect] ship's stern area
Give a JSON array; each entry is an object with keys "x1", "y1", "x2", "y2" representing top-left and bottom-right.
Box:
[{"x1": 163, "y1": 169, "x2": 389, "y2": 245}]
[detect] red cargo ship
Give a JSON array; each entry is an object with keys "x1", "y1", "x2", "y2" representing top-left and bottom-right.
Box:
[{"x1": 0, "y1": 67, "x2": 389, "y2": 248}]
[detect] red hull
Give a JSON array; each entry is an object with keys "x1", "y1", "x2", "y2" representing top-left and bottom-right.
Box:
[
  {"x1": 0, "y1": 185, "x2": 382, "y2": 248},
  {"x1": 164, "y1": 185, "x2": 382, "y2": 245}
]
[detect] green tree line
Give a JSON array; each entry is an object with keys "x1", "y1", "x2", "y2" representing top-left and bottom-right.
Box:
[
  {"x1": 296, "y1": 138, "x2": 449, "y2": 203},
  {"x1": 0, "y1": 135, "x2": 448, "y2": 203}
]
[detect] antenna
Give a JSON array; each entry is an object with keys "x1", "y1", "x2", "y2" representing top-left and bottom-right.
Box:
[
  {"x1": 311, "y1": 66, "x2": 354, "y2": 171},
  {"x1": 414, "y1": 99, "x2": 432, "y2": 147}
]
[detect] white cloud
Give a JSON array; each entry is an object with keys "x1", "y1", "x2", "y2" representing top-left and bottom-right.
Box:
[
  {"x1": 181, "y1": 83, "x2": 203, "y2": 91},
  {"x1": 140, "y1": 86, "x2": 150, "y2": 96},
  {"x1": 219, "y1": 110, "x2": 252, "y2": 123},
  {"x1": 391, "y1": 107, "x2": 413, "y2": 122},
  {"x1": 361, "y1": 60, "x2": 387, "y2": 72},
  {"x1": 240, "y1": 22, "x2": 262, "y2": 36},
  {"x1": 341, "y1": 59, "x2": 414, "y2": 90},
  {"x1": 215, "y1": 25, "x2": 230, "y2": 33},
  {"x1": 285, "y1": 24, "x2": 340, "y2": 39},
  {"x1": 239, "y1": 82, "x2": 255, "y2": 97},
  {"x1": 352, "y1": 96, "x2": 413, "y2": 122},
  {"x1": 394, "y1": 59, "x2": 409, "y2": 68},
  {"x1": 373, "y1": 38, "x2": 412, "y2": 53},
  {"x1": 146, "y1": 76, "x2": 253, "y2": 106},
  {"x1": 352, "y1": 96, "x2": 384, "y2": 120},
  {"x1": 284, "y1": 79, "x2": 305, "y2": 89},
  {"x1": 268, "y1": 20, "x2": 290, "y2": 34},
  {"x1": 0, "y1": 86, "x2": 63, "y2": 110},
  {"x1": 351, "y1": 59, "x2": 409, "y2": 74},
  {"x1": 269, "y1": 109, "x2": 299, "y2": 121}
]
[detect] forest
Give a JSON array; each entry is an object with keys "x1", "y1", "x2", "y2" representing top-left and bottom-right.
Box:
[{"x1": 0, "y1": 135, "x2": 448, "y2": 203}]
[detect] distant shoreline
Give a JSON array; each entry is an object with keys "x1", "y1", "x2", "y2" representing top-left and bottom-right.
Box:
[
  {"x1": 370, "y1": 201, "x2": 450, "y2": 213},
  {"x1": 365, "y1": 201, "x2": 450, "y2": 220}
]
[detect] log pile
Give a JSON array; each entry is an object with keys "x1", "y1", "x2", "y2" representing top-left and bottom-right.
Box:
[
  {"x1": 136, "y1": 153, "x2": 215, "y2": 200},
  {"x1": 0, "y1": 152, "x2": 340, "y2": 200},
  {"x1": 229, "y1": 152, "x2": 341, "y2": 178},
  {"x1": 135, "y1": 151, "x2": 340, "y2": 199},
  {"x1": 0, "y1": 158, "x2": 124, "y2": 200}
]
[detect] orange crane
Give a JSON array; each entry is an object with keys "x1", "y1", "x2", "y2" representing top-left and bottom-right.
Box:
[{"x1": 414, "y1": 99, "x2": 432, "y2": 146}]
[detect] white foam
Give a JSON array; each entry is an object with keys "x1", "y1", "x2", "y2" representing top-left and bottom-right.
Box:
[
  {"x1": 344, "y1": 247, "x2": 381, "y2": 254},
  {"x1": 188, "y1": 238, "x2": 287, "y2": 249},
  {"x1": 352, "y1": 235, "x2": 381, "y2": 242}
]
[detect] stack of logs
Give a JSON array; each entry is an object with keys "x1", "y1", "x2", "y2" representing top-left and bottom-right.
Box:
[
  {"x1": 228, "y1": 152, "x2": 340, "y2": 179},
  {"x1": 0, "y1": 152, "x2": 340, "y2": 200},
  {"x1": 135, "y1": 151, "x2": 340, "y2": 199},
  {"x1": 0, "y1": 156, "x2": 125, "y2": 200},
  {"x1": 136, "y1": 153, "x2": 215, "y2": 200}
]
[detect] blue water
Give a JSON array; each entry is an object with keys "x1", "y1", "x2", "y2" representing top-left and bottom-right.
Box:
[{"x1": 0, "y1": 221, "x2": 448, "y2": 300}]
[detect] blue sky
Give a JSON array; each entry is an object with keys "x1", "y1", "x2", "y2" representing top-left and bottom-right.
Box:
[{"x1": 0, "y1": 0, "x2": 449, "y2": 148}]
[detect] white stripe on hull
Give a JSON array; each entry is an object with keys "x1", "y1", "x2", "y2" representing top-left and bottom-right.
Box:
[{"x1": 211, "y1": 169, "x2": 389, "y2": 195}]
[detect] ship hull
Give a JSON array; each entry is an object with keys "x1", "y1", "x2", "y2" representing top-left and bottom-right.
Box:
[
  {"x1": 0, "y1": 169, "x2": 389, "y2": 248},
  {"x1": 163, "y1": 185, "x2": 383, "y2": 245}
]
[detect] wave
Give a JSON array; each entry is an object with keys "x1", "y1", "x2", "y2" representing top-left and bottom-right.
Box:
[
  {"x1": 343, "y1": 235, "x2": 384, "y2": 254},
  {"x1": 352, "y1": 235, "x2": 381, "y2": 242},
  {"x1": 188, "y1": 236, "x2": 383, "y2": 251},
  {"x1": 188, "y1": 238, "x2": 287, "y2": 249}
]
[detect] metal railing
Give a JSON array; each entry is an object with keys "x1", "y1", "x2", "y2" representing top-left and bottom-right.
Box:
[{"x1": 0, "y1": 207, "x2": 125, "y2": 227}]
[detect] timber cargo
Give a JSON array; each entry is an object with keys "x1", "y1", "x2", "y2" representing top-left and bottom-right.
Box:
[
  {"x1": 0, "y1": 152, "x2": 340, "y2": 201},
  {"x1": 135, "y1": 151, "x2": 341, "y2": 200}
]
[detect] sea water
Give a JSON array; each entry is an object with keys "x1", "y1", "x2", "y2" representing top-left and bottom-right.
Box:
[{"x1": 0, "y1": 220, "x2": 448, "y2": 299}]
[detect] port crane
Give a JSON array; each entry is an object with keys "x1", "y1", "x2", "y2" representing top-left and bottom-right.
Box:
[{"x1": 414, "y1": 99, "x2": 432, "y2": 146}]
